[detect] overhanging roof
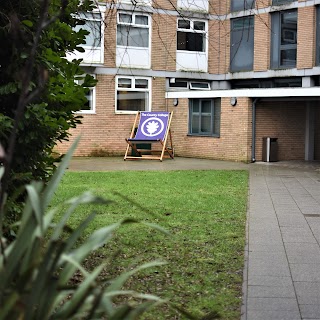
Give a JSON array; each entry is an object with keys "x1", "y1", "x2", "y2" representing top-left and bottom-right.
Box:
[{"x1": 165, "y1": 87, "x2": 320, "y2": 99}]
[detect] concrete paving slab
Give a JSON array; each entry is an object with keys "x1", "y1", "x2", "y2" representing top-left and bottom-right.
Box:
[
  {"x1": 248, "y1": 285, "x2": 296, "y2": 298},
  {"x1": 300, "y1": 304, "x2": 320, "y2": 319},
  {"x1": 284, "y1": 243, "x2": 320, "y2": 264},
  {"x1": 290, "y1": 264, "x2": 320, "y2": 282},
  {"x1": 294, "y1": 281, "x2": 320, "y2": 305}
]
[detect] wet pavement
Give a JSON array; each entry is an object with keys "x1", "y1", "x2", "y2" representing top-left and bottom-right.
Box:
[{"x1": 68, "y1": 157, "x2": 320, "y2": 320}]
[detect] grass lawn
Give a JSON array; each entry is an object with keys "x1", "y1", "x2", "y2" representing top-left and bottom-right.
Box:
[{"x1": 51, "y1": 170, "x2": 248, "y2": 319}]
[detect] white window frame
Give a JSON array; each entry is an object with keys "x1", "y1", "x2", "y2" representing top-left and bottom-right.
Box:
[
  {"x1": 117, "y1": 12, "x2": 150, "y2": 49},
  {"x1": 177, "y1": 18, "x2": 208, "y2": 53},
  {"x1": 76, "y1": 75, "x2": 96, "y2": 114},
  {"x1": 115, "y1": 76, "x2": 151, "y2": 114},
  {"x1": 68, "y1": 7, "x2": 105, "y2": 64}
]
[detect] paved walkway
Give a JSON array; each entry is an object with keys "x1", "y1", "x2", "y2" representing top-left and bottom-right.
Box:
[
  {"x1": 243, "y1": 162, "x2": 320, "y2": 320},
  {"x1": 68, "y1": 157, "x2": 320, "y2": 320}
]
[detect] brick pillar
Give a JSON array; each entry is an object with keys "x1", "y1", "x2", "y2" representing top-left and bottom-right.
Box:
[
  {"x1": 297, "y1": 6, "x2": 315, "y2": 69},
  {"x1": 151, "y1": 13, "x2": 176, "y2": 71},
  {"x1": 254, "y1": 12, "x2": 270, "y2": 71}
]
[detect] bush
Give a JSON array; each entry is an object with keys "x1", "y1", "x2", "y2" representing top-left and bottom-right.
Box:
[{"x1": 0, "y1": 140, "x2": 169, "y2": 320}]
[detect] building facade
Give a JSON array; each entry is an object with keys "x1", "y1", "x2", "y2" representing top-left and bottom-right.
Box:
[{"x1": 57, "y1": 0, "x2": 320, "y2": 162}]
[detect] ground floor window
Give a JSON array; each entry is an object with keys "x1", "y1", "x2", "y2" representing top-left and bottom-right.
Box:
[
  {"x1": 116, "y1": 76, "x2": 150, "y2": 113},
  {"x1": 75, "y1": 74, "x2": 96, "y2": 114},
  {"x1": 189, "y1": 98, "x2": 220, "y2": 136}
]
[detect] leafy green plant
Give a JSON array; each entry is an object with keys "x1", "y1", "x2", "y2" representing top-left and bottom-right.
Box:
[{"x1": 0, "y1": 140, "x2": 171, "y2": 320}]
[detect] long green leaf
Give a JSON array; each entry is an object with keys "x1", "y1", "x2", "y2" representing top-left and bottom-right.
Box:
[{"x1": 42, "y1": 136, "x2": 80, "y2": 210}]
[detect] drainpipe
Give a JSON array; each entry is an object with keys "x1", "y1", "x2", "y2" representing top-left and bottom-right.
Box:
[{"x1": 251, "y1": 98, "x2": 259, "y2": 163}]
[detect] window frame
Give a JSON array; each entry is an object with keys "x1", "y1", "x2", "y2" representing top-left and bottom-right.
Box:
[
  {"x1": 116, "y1": 12, "x2": 150, "y2": 49},
  {"x1": 75, "y1": 74, "x2": 96, "y2": 114},
  {"x1": 74, "y1": 11, "x2": 103, "y2": 49},
  {"x1": 176, "y1": 18, "x2": 208, "y2": 53},
  {"x1": 188, "y1": 98, "x2": 220, "y2": 137},
  {"x1": 230, "y1": 16, "x2": 254, "y2": 72},
  {"x1": 270, "y1": 9, "x2": 297, "y2": 69},
  {"x1": 115, "y1": 76, "x2": 151, "y2": 114}
]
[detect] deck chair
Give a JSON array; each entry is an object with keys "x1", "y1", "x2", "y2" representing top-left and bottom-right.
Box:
[{"x1": 124, "y1": 111, "x2": 174, "y2": 161}]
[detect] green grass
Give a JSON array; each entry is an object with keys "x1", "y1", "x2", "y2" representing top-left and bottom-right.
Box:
[{"x1": 51, "y1": 170, "x2": 248, "y2": 319}]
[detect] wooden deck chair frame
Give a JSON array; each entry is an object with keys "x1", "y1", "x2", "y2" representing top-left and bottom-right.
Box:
[{"x1": 124, "y1": 111, "x2": 174, "y2": 161}]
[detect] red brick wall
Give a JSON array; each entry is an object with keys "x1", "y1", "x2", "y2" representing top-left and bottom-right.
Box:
[
  {"x1": 255, "y1": 102, "x2": 306, "y2": 161},
  {"x1": 167, "y1": 97, "x2": 252, "y2": 162}
]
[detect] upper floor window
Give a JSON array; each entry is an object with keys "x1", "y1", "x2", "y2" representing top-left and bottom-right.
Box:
[
  {"x1": 231, "y1": 0, "x2": 255, "y2": 12},
  {"x1": 271, "y1": 10, "x2": 297, "y2": 69},
  {"x1": 316, "y1": 7, "x2": 320, "y2": 65},
  {"x1": 116, "y1": 77, "x2": 151, "y2": 113},
  {"x1": 177, "y1": 19, "x2": 207, "y2": 52},
  {"x1": 117, "y1": 13, "x2": 150, "y2": 48},
  {"x1": 74, "y1": 12, "x2": 102, "y2": 49},
  {"x1": 230, "y1": 16, "x2": 254, "y2": 72},
  {"x1": 272, "y1": 0, "x2": 295, "y2": 5},
  {"x1": 189, "y1": 99, "x2": 221, "y2": 137}
]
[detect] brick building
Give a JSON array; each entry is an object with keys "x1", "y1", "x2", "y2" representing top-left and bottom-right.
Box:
[{"x1": 57, "y1": 0, "x2": 320, "y2": 162}]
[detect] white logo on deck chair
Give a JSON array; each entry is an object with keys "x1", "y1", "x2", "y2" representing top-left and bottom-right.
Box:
[{"x1": 141, "y1": 117, "x2": 165, "y2": 137}]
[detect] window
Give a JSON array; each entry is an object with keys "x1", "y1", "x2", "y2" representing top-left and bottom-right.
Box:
[
  {"x1": 75, "y1": 75, "x2": 96, "y2": 114},
  {"x1": 271, "y1": 10, "x2": 297, "y2": 69},
  {"x1": 177, "y1": 19, "x2": 207, "y2": 52},
  {"x1": 231, "y1": 0, "x2": 255, "y2": 12},
  {"x1": 189, "y1": 99, "x2": 220, "y2": 136},
  {"x1": 230, "y1": 16, "x2": 254, "y2": 72},
  {"x1": 117, "y1": 13, "x2": 150, "y2": 48},
  {"x1": 316, "y1": 7, "x2": 320, "y2": 65},
  {"x1": 74, "y1": 13, "x2": 102, "y2": 48},
  {"x1": 272, "y1": 0, "x2": 294, "y2": 5},
  {"x1": 116, "y1": 77, "x2": 150, "y2": 112}
]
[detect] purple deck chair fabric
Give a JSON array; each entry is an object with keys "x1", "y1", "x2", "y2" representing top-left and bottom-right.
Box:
[{"x1": 128, "y1": 112, "x2": 170, "y2": 141}]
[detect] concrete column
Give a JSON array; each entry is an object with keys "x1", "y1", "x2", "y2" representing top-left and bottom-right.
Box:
[{"x1": 305, "y1": 102, "x2": 315, "y2": 161}]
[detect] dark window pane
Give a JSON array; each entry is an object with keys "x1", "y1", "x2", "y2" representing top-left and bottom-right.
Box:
[
  {"x1": 135, "y1": 79, "x2": 148, "y2": 88},
  {"x1": 194, "y1": 21, "x2": 205, "y2": 31},
  {"x1": 117, "y1": 90, "x2": 148, "y2": 111},
  {"x1": 230, "y1": 16, "x2": 254, "y2": 72},
  {"x1": 280, "y1": 49, "x2": 296, "y2": 66},
  {"x1": 272, "y1": 0, "x2": 294, "y2": 5},
  {"x1": 178, "y1": 19, "x2": 190, "y2": 29},
  {"x1": 177, "y1": 31, "x2": 204, "y2": 51},
  {"x1": 231, "y1": 0, "x2": 255, "y2": 12},
  {"x1": 191, "y1": 115, "x2": 199, "y2": 133},
  {"x1": 118, "y1": 78, "x2": 132, "y2": 88},
  {"x1": 281, "y1": 11, "x2": 297, "y2": 45}
]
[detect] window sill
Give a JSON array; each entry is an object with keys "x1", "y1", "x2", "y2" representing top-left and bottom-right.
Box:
[{"x1": 187, "y1": 134, "x2": 220, "y2": 138}]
